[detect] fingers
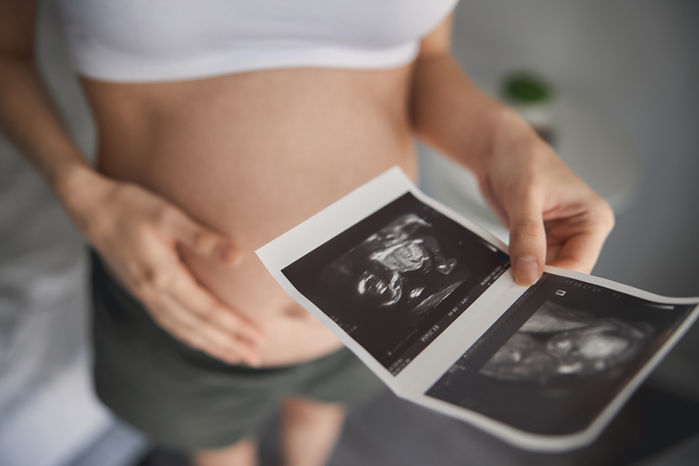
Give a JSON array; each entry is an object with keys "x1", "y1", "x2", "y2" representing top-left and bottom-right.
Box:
[
  {"x1": 133, "y1": 240, "x2": 266, "y2": 366},
  {"x1": 88, "y1": 183, "x2": 263, "y2": 366},
  {"x1": 147, "y1": 293, "x2": 261, "y2": 366},
  {"x1": 508, "y1": 194, "x2": 614, "y2": 281},
  {"x1": 505, "y1": 189, "x2": 547, "y2": 286},
  {"x1": 160, "y1": 206, "x2": 241, "y2": 265},
  {"x1": 547, "y1": 233, "x2": 603, "y2": 273},
  {"x1": 168, "y1": 265, "x2": 267, "y2": 346},
  {"x1": 547, "y1": 202, "x2": 615, "y2": 273},
  {"x1": 481, "y1": 125, "x2": 615, "y2": 284}
]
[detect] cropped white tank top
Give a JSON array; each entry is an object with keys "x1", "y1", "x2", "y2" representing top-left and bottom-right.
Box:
[{"x1": 56, "y1": 0, "x2": 459, "y2": 82}]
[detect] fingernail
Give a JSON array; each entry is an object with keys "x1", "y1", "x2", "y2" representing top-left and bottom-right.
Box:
[{"x1": 515, "y1": 255, "x2": 539, "y2": 285}]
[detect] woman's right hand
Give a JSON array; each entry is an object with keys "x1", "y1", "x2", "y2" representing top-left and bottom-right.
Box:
[{"x1": 59, "y1": 166, "x2": 267, "y2": 366}]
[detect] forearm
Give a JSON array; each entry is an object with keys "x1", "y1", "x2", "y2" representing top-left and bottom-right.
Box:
[
  {"x1": 410, "y1": 53, "x2": 532, "y2": 179},
  {"x1": 0, "y1": 56, "x2": 104, "y2": 214}
]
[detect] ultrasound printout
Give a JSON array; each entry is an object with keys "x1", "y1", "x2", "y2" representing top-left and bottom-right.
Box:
[
  {"x1": 281, "y1": 192, "x2": 509, "y2": 375},
  {"x1": 257, "y1": 167, "x2": 699, "y2": 450},
  {"x1": 425, "y1": 273, "x2": 695, "y2": 435}
]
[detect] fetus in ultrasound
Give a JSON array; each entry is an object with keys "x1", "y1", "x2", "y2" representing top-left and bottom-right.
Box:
[
  {"x1": 480, "y1": 302, "x2": 653, "y2": 383},
  {"x1": 324, "y1": 214, "x2": 468, "y2": 318}
]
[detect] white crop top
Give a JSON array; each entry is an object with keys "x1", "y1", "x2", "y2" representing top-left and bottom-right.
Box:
[{"x1": 56, "y1": 0, "x2": 459, "y2": 83}]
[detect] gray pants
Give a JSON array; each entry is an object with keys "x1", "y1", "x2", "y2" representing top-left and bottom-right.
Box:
[{"x1": 89, "y1": 250, "x2": 382, "y2": 451}]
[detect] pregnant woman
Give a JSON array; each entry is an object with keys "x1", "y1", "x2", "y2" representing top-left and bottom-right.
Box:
[{"x1": 0, "y1": 1, "x2": 614, "y2": 465}]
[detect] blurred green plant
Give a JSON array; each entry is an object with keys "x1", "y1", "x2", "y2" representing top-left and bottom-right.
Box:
[{"x1": 501, "y1": 72, "x2": 553, "y2": 104}]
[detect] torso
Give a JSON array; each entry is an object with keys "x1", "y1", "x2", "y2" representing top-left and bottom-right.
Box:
[{"x1": 82, "y1": 65, "x2": 418, "y2": 365}]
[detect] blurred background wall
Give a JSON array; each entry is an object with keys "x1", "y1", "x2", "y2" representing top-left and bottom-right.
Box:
[{"x1": 0, "y1": 0, "x2": 697, "y2": 465}]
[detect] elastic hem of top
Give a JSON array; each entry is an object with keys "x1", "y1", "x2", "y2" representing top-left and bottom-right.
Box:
[{"x1": 68, "y1": 43, "x2": 420, "y2": 84}]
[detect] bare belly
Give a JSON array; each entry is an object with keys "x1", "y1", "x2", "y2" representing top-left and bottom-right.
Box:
[{"x1": 82, "y1": 66, "x2": 417, "y2": 365}]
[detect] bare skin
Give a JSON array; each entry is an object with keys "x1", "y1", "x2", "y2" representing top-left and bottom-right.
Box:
[
  {"x1": 81, "y1": 65, "x2": 417, "y2": 366},
  {"x1": 0, "y1": 4, "x2": 614, "y2": 465}
]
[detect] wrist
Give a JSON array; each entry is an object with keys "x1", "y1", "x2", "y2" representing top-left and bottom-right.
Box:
[
  {"x1": 451, "y1": 103, "x2": 519, "y2": 179},
  {"x1": 53, "y1": 162, "x2": 97, "y2": 200},
  {"x1": 474, "y1": 106, "x2": 540, "y2": 179},
  {"x1": 53, "y1": 163, "x2": 113, "y2": 230}
]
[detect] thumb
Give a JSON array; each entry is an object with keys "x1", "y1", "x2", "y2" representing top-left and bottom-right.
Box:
[
  {"x1": 166, "y1": 207, "x2": 241, "y2": 265},
  {"x1": 507, "y1": 194, "x2": 546, "y2": 286}
]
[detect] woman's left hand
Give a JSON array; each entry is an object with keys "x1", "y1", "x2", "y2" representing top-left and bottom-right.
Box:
[{"x1": 476, "y1": 110, "x2": 615, "y2": 285}]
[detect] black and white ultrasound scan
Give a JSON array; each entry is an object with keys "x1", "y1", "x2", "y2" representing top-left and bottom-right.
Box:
[
  {"x1": 256, "y1": 167, "x2": 699, "y2": 451},
  {"x1": 281, "y1": 193, "x2": 509, "y2": 374},
  {"x1": 425, "y1": 273, "x2": 695, "y2": 436}
]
